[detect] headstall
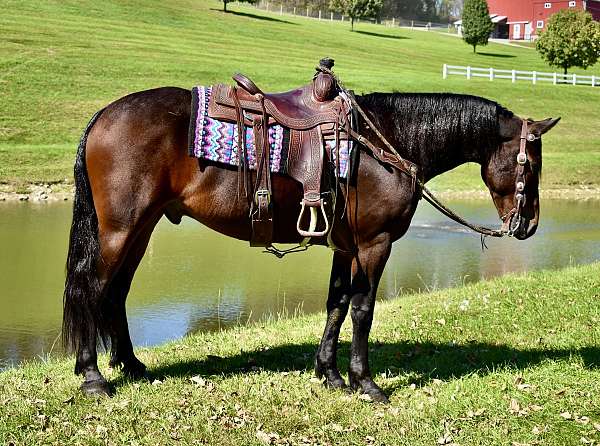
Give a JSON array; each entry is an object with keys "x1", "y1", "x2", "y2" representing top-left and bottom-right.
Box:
[{"x1": 500, "y1": 119, "x2": 537, "y2": 237}]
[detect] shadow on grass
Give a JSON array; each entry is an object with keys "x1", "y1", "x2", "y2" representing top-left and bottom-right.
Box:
[
  {"x1": 354, "y1": 30, "x2": 408, "y2": 40},
  {"x1": 210, "y1": 9, "x2": 297, "y2": 24},
  {"x1": 110, "y1": 341, "x2": 600, "y2": 391},
  {"x1": 477, "y1": 52, "x2": 516, "y2": 58}
]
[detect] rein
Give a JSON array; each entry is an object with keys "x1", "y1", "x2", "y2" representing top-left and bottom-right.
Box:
[{"x1": 322, "y1": 66, "x2": 532, "y2": 239}]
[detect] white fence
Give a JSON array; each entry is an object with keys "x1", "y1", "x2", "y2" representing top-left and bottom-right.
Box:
[{"x1": 443, "y1": 64, "x2": 599, "y2": 87}]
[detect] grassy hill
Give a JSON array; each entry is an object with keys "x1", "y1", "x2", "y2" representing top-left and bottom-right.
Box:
[
  {"x1": 1, "y1": 0, "x2": 599, "y2": 190},
  {"x1": 1, "y1": 262, "x2": 599, "y2": 445}
]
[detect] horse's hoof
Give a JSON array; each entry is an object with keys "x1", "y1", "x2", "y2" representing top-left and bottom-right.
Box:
[
  {"x1": 324, "y1": 377, "x2": 348, "y2": 390},
  {"x1": 80, "y1": 378, "x2": 111, "y2": 396},
  {"x1": 123, "y1": 363, "x2": 149, "y2": 381},
  {"x1": 364, "y1": 389, "x2": 390, "y2": 404}
]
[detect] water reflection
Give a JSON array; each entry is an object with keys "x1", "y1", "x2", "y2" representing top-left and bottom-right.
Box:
[{"x1": 1, "y1": 199, "x2": 599, "y2": 368}]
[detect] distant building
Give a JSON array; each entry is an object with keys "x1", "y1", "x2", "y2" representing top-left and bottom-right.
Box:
[{"x1": 485, "y1": 0, "x2": 600, "y2": 40}]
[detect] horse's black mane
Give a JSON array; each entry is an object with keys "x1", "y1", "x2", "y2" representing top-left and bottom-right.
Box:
[{"x1": 358, "y1": 92, "x2": 514, "y2": 170}]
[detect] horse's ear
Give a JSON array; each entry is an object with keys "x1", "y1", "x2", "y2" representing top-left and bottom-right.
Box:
[{"x1": 530, "y1": 117, "x2": 560, "y2": 138}]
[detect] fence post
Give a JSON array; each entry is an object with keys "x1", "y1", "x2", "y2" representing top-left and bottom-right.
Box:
[
  {"x1": 593, "y1": 75, "x2": 596, "y2": 87},
  {"x1": 553, "y1": 72, "x2": 557, "y2": 85},
  {"x1": 573, "y1": 74, "x2": 577, "y2": 86},
  {"x1": 512, "y1": 70, "x2": 516, "y2": 83},
  {"x1": 489, "y1": 67, "x2": 494, "y2": 81},
  {"x1": 467, "y1": 66, "x2": 471, "y2": 80},
  {"x1": 411, "y1": 20, "x2": 414, "y2": 29},
  {"x1": 266, "y1": 1, "x2": 269, "y2": 11},
  {"x1": 341, "y1": 14, "x2": 344, "y2": 21},
  {"x1": 306, "y1": 6, "x2": 309, "y2": 16},
  {"x1": 331, "y1": 12, "x2": 333, "y2": 21},
  {"x1": 532, "y1": 71, "x2": 536, "y2": 85},
  {"x1": 319, "y1": 10, "x2": 321, "y2": 20},
  {"x1": 392, "y1": 17, "x2": 395, "y2": 27},
  {"x1": 293, "y1": 6, "x2": 296, "y2": 15},
  {"x1": 443, "y1": 64, "x2": 448, "y2": 79},
  {"x1": 280, "y1": 4, "x2": 282, "y2": 15}
]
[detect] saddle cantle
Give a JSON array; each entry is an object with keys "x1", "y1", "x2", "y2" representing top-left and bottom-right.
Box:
[{"x1": 207, "y1": 58, "x2": 352, "y2": 248}]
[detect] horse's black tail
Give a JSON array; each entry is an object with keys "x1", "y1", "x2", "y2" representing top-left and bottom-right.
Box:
[{"x1": 62, "y1": 108, "x2": 108, "y2": 359}]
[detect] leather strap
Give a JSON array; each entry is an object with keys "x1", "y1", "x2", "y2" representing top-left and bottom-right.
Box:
[{"x1": 250, "y1": 98, "x2": 274, "y2": 247}]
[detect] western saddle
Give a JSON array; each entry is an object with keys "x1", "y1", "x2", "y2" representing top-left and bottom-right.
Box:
[{"x1": 208, "y1": 58, "x2": 352, "y2": 248}]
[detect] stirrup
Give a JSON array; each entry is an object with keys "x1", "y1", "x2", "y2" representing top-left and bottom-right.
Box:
[{"x1": 296, "y1": 198, "x2": 329, "y2": 237}]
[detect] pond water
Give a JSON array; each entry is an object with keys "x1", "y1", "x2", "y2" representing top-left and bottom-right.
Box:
[{"x1": 1, "y1": 198, "x2": 599, "y2": 369}]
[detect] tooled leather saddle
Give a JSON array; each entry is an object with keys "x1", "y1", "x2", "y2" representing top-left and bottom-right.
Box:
[{"x1": 207, "y1": 58, "x2": 352, "y2": 248}]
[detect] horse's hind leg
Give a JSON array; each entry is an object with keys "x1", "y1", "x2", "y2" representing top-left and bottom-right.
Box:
[
  {"x1": 315, "y1": 252, "x2": 352, "y2": 389},
  {"x1": 106, "y1": 220, "x2": 159, "y2": 379}
]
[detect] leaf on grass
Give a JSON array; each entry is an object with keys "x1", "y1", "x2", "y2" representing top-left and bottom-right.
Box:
[
  {"x1": 62, "y1": 396, "x2": 75, "y2": 405},
  {"x1": 576, "y1": 415, "x2": 590, "y2": 425},
  {"x1": 514, "y1": 376, "x2": 524, "y2": 386},
  {"x1": 422, "y1": 387, "x2": 434, "y2": 397},
  {"x1": 190, "y1": 375, "x2": 205, "y2": 386},
  {"x1": 560, "y1": 411, "x2": 572, "y2": 420},
  {"x1": 435, "y1": 319, "x2": 446, "y2": 326},
  {"x1": 581, "y1": 437, "x2": 592, "y2": 444},
  {"x1": 555, "y1": 389, "x2": 567, "y2": 397},
  {"x1": 465, "y1": 408, "x2": 486, "y2": 419},
  {"x1": 528, "y1": 404, "x2": 543, "y2": 412},
  {"x1": 510, "y1": 399, "x2": 521, "y2": 414},
  {"x1": 151, "y1": 379, "x2": 162, "y2": 386},
  {"x1": 359, "y1": 393, "x2": 373, "y2": 402},
  {"x1": 593, "y1": 423, "x2": 600, "y2": 432},
  {"x1": 365, "y1": 436, "x2": 376, "y2": 445},
  {"x1": 256, "y1": 429, "x2": 279, "y2": 444},
  {"x1": 309, "y1": 377, "x2": 322, "y2": 384},
  {"x1": 437, "y1": 433, "x2": 453, "y2": 445}
]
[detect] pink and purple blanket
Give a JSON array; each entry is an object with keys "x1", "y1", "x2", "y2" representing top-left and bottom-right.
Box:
[{"x1": 188, "y1": 86, "x2": 352, "y2": 178}]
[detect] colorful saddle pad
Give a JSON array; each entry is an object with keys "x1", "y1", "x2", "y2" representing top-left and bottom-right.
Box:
[{"x1": 188, "y1": 86, "x2": 353, "y2": 178}]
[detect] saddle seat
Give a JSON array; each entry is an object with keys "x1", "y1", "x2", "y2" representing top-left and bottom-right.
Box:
[{"x1": 206, "y1": 59, "x2": 351, "y2": 248}]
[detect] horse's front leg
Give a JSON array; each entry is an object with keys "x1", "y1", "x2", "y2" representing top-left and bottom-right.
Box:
[
  {"x1": 315, "y1": 251, "x2": 352, "y2": 389},
  {"x1": 348, "y1": 235, "x2": 391, "y2": 403}
]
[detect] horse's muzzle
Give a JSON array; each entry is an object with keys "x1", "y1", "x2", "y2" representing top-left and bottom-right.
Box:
[{"x1": 511, "y1": 216, "x2": 538, "y2": 240}]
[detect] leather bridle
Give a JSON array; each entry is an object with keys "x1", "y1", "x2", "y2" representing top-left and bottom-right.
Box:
[{"x1": 500, "y1": 119, "x2": 537, "y2": 237}]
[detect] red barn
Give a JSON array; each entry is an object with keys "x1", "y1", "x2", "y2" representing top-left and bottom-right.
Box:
[{"x1": 486, "y1": 0, "x2": 600, "y2": 40}]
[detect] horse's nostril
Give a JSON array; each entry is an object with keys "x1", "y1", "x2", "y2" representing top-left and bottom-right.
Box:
[{"x1": 527, "y1": 220, "x2": 538, "y2": 237}]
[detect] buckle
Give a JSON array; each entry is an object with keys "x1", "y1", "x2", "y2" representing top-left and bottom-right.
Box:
[
  {"x1": 516, "y1": 153, "x2": 527, "y2": 165},
  {"x1": 254, "y1": 189, "x2": 271, "y2": 206}
]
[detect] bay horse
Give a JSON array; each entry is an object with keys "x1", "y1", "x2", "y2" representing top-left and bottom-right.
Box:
[{"x1": 62, "y1": 86, "x2": 559, "y2": 402}]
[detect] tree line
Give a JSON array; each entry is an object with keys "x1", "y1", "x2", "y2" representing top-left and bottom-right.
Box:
[{"x1": 259, "y1": 0, "x2": 463, "y2": 22}]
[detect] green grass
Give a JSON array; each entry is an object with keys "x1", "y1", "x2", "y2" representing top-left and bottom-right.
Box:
[
  {"x1": 1, "y1": 262, "x2": 600, "y2": 445},
  {"x1": 1, "y1": 0, "x2": 599, "y2": 190}
]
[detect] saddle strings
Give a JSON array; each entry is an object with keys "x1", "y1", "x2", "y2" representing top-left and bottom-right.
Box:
[{"x1": 320, "y1": 65, "x2": 505, "y2": 239}]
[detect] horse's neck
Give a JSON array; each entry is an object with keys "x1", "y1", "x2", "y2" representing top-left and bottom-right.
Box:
[
  {"x1": 412, "y1": 140, "x2": 482, "y2": 183},
  {"x1": 357, "y1": 95, "x2": 486, "y2": 183}
]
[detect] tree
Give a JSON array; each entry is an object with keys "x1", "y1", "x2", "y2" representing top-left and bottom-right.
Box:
[
  {"x1": 223, "y1": 0, "x2": 256, "y2": 13},
  {"x1": 330, "y1": 0, "x2": 383, "y2": 31},
  {"x1": 461, "y1": 0, "x2": 493, "y2": 53},
  {"x1": 536, "y1": 10, "x2": 600, "y2": 75}
]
